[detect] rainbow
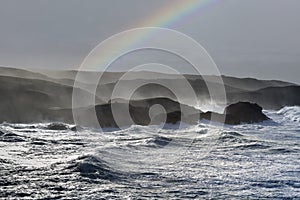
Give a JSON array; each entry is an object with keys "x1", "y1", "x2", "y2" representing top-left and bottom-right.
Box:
[
  {"x1": 137, "y1": 0, "x2": 219, "y2": 28},
  {"x1": 80, "y1": 0, "x2": 219, "y2": 71}
]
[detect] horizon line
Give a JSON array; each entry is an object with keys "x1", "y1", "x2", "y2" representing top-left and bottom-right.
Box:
[{"x1": 0, "y1": 64, "x2": 299, "y2": 85}]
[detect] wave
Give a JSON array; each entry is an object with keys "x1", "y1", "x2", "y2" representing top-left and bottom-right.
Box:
[
  {"x1": 267, "y1": 147, "x2": 297, "y2": 154},
  {"x1": 218, "y1": 131, "x2": 247, "y2": 143},
  {"x1": 67, "y1": 155, "x2": 121, "y2": 180},
  {"x1": 144, "y1": 136, "x2": 172, "y2": 147},
  {"x1": 217, "y1": 131, "x2": 273, "y2": 151},
  {"x1": 277, "y1": 106, "x2": 300, "y2": 123},
  {"x1": 0, "y1": 129, "x2": 26, "y2": 142},
  {"x1": 66, "y1": 154, "x2": 161, "y2": 181}
]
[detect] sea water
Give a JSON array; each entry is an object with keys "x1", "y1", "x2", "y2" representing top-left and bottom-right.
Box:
[{"x1": 0, "y1": 107, "x2": 299, "y2": 199}]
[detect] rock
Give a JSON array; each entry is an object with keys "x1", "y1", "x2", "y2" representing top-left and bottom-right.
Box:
[
  {"x1": 70, "y1": 126, "x2": 80, "y2": 132},
  {"x1": 47, "y1": 123, "x2": 69, "y2": 130},
  {"x1": 75, "y1": 98, "x2": 270, "y2": 128},
  {"x1": 200, "y1": 102, "x2": 269, "y2": 125},
  {"x1": 0, "y1": 130, "x2": 4, "y2": 136},
  {"x1": 224, "y1": 102, "x2": 269, "y2": 124},
  {"x1": 92, "y1": 98, "x2": 199, "y2": 128},
  {"x1": 0, "y1": 68, "x2": 298, "y2": 124}
]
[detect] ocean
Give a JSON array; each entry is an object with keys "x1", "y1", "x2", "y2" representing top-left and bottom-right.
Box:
[{"x1": 0, "y1": 106, "x2": 299, "y2": 199}]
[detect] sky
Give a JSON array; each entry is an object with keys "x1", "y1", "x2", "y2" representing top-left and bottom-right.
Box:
[{"x1": 0, "y1": 0, "x2": 299, "y2": 84}]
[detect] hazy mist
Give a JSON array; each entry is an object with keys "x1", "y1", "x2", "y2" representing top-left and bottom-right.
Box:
[{"x1": 0, "y1": 0, "x2": 299, "y2": 83}]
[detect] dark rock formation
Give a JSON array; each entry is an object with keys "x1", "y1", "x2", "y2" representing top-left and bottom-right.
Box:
[
  {"x1": 91, "y1": 99, "x2": 269, "y2": 128},
  {"x1": 46, "y1": 123, "x2": 81, "y2": 131},
  {"x1": 0, "y1": 130, "x2": 4, "y2": 136},
  {"x1": 34, "y1": 98, "x2": 270, "y2": 128},
  {"x1": 70, "y1": 125, "x2": 82, "y2": 132},
  {"x1": 225, "y1": 101, "x2": 269, "y2": 124},
  {"x1": 46, "y1": 123, "x2": 69, "y2": 130},
  {"x1": 91, "y1": 98, "x2": 199, "y2": 128},
  {"x1": 0, "y1": 67, "x2": 295, "y2": 126},
  {"x1": 200, "y1": 102, "x2": 270, "y2": 125}
]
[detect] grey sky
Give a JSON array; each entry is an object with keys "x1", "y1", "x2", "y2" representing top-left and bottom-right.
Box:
[{"x1": 0, "y1": 0, "x2": 299, "y2": 83}]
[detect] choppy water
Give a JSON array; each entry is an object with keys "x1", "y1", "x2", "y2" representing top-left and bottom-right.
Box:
[{"x1": 0, "y1": 107, "x2": 299, "y2": 199}]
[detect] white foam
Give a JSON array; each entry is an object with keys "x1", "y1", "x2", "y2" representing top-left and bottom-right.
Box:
[{"x1": 277, "y1": 106, "x2": 300, "y2": 123}]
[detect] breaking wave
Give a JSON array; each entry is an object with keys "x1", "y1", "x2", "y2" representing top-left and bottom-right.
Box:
[
  {"x1": 0, "y1": 107, "x2": 299, "y2": 199},
  {"x1": 277, "y1": 106, "x2": 300, "y2": 123}
]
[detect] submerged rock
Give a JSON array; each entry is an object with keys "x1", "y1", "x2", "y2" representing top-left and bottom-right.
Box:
[
  {"x1": 46, "y1": 123, "x2": 69, "y2": 130},
  {"x1": 46, "y1": 123, "x2": 82, "y2": 131},
  {"x1": 70, "y1": 125, "x2": 81, "y2": 132}
]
